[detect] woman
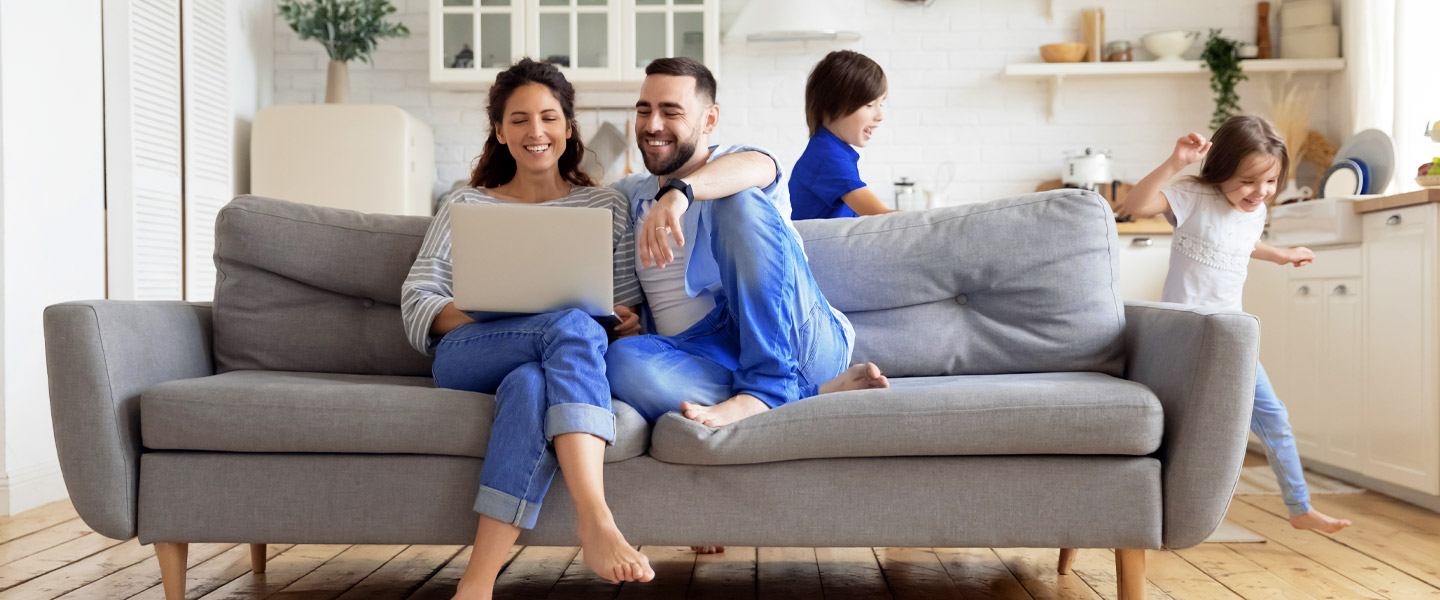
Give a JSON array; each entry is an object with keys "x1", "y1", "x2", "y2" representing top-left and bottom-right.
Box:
[{"x1": 399, "y1": 58, "x2": 654, "y2": 599}]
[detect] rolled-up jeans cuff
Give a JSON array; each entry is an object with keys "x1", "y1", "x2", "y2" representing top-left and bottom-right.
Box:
[
  {"x1": 544, "y1": 403, "x2": 616, "y2": 445},
  {"x1": 474, "y1": 485, "x2": 544, "y2": 530}
]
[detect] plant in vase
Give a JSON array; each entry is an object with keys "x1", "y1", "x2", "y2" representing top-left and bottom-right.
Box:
[
  {"x1": 278, "y1": 0, "x2": 410, "y2": 104},
  {"x1": 1201, "y1": 28, "x2": 1246, "y2": 130}
]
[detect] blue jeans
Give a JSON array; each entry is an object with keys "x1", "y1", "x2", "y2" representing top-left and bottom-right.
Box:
[
  {"x1": 431, "y1": 309, "x2": 616, "y2": 529},
  {"x1": 1252, "y1": 362, "x2": 1312, "y2": 515},
  {"x1": 606, "y1": 190, "x2": 852, "y2": 422}
]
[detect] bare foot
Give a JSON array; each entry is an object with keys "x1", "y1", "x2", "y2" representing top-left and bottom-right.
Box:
[
  {"x1": 681, "y1": 394, "x2": 769, "y2": 428},
  {"x1": 691, "y1": 546, "x2": 725, "y2": 554},
  {"x1": 1289, "y1": 509, "x2": 1352, "y2": 534},
  {"x1": 818, "y1": 363, "x2": 890, "y2": 395},
  {"x1": 577, "y1": 517, "x2": 654, "y2": 583}
]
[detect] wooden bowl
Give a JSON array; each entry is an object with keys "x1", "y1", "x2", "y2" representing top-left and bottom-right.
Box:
[{"x1": 1040, "y1": 42, "x2": 1088, "y2": 63}]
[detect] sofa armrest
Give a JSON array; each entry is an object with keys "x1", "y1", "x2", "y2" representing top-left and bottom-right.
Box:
[
  {"x1": 1123, "y1": 301, "x2": 1259, "y2": 550},
  {"x1": 43, "y1": 301, "x2": 214, "y2": 539}
]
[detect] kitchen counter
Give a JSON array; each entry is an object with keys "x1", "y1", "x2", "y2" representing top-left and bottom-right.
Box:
[
  {"x1": 1117, "y1": 220, "x2": 1173, "y2": 235},
  {"x1": 1353, "y1": 188, "x2": 1440, "y2": 214}
]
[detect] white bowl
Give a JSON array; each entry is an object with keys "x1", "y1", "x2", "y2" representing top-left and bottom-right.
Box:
[{"x1": 1142, "y1": 30, "x2": 1200, "y2": 61}]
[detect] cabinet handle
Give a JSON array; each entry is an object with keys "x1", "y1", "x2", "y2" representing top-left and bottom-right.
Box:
[
  {"x1": 1297, "y1": 285, "x2": 1311, "y2": 296},
  {"x1": 1131, "y1": 237, "x2": 1153, "y2": 247},
  {"x1": 1333, "y1": 284, "x2": 1348, "y2": 295},
  {"x1": 1387, "y1": 214, "x2": 1403, "y2": 226}
]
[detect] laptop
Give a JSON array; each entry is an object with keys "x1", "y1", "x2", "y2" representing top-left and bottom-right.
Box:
[{"x1": 449, "y1": 202, "x2": 621, "y2": 328}]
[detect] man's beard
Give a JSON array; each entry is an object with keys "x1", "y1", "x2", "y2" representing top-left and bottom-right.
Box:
[{"x1": 640, "y1": 128, "x2": 701, "y2": 176}]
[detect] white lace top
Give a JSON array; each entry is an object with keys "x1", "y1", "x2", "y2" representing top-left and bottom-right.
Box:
[{"x1": 1160, "y1": 181, "x2": 1266, "y2": 311}]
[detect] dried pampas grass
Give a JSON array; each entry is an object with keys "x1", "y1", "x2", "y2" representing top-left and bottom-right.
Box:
[{"x1": 1264, "y1": 74, "x2": 1317, "y2": 176}]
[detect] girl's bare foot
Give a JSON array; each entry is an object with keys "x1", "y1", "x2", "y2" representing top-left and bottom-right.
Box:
[
  {"x1": 577, "y1": 517, "x2": 654, "y2": 583},
  {"x1": 682, "y1": 394, "x2": 769, "y2": 427},
  {"x1": 1289, "y1": 509, "x2": 1351, "y2": 533},
  {"x1": 691, "y1": 546, "x2": 725, "y2": 554},
  {"x1": 818, "y1": 363, "x2": 890, "y2": 395}
]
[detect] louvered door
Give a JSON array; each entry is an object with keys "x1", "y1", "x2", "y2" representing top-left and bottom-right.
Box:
[{"x1": 182, "y1": 0, "x2": 231, "y2": 301}]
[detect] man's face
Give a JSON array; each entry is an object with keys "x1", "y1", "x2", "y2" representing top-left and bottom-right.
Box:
[{"x1": 634, "y1": 74, "x2": 715, "y2": 176}]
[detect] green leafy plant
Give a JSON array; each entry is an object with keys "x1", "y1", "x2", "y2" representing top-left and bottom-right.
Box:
[
  {"x1": 1201, "y1": 28, "x2": 1247, "y2": 130},
  {"x1": 278, "y1": 0, "x2": 410, "y2": 65}
]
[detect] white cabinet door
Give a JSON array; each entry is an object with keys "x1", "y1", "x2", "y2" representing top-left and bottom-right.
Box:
[
  {"x1": 1244, "y1": 259, "x2": 1288, "y2": 369},
  {"x1": 529, "y1": 0, "x2": 624, "y2": 81},
  {"x1": 1362, "y1": 204, "x2": 1440, "y2": 494},
  {"x1": 623, "y1": 0, "x2": 719, "y2": 79},
  {"x1": 1282, "y1": 278, "x2": 1327, "y2": 461},
  {"x1": 431, "y1": 0, "x2": 526, "y2": 84},
  {"x1": 1321, "y1": 277, "x2": 1365, "y2": 471},
  {"x1": 1115, "y1": 235, "x2": 1171, "y2": 303}
]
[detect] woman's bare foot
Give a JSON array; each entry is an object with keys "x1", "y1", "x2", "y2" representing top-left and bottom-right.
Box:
[
  {"x1": 577, "y1": 516, "x2": 654, "y2": 584},
  {"x1": 1289, "y1": 509, "x2": 1352, "y2": 533},
  {"x1": 682, "y1": 394, "x2": 769, "y2": 428},
  {"x1": 691, "y1": 546, "x2": 725, "y2": 554},
  {"x1": 818, "y1": 363, "x2": 890, "y2": 395}
]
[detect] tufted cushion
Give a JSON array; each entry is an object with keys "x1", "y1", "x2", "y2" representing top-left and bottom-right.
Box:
[
  {"x1": 794, "y1": 190, "x2": 1126, "y2": 377},
  {"x1": 212, "y1": 196, "x2": 434, "y2": 376}
]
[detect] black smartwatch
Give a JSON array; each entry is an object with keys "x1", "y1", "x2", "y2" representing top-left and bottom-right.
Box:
[{"x1": 655, "y1": 177, "x2": 694, "y2": 206}]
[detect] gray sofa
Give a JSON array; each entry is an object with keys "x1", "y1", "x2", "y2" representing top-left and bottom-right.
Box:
[{"x1": 44, "y1": 190, "x2": 1258, "y2": 600}]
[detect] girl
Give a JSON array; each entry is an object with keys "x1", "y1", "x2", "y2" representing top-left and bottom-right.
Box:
[
  {"x1": 1122, "y1": 115, "x2": 1351, "y2": 533},
  {"x1": 400, "y1": 59, "x2": 654, "y2": 599},
  {"x1": 789, "y1": 50, "x2": 896, "y2": 220}
]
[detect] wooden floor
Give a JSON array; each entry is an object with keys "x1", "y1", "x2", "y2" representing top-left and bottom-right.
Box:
[{"x1": 2, "y1": 454, "x2": 1439, "y2": 599}]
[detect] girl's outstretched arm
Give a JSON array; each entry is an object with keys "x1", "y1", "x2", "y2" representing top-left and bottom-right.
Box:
[{"x1": 1120, "y1": 133, "x2": 1212, "y2": 220}]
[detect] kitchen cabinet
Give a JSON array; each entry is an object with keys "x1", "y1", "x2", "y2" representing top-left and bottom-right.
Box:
[
  {"x1": 1115, "y1": 235, "x2": 1171, "y2": 302},
  {"x1": 431, "y1": 0, "x2": 718, "y2": 86},
  {"x1": 1362, "y1": 204, "x2": 1440, "y2": 494}
]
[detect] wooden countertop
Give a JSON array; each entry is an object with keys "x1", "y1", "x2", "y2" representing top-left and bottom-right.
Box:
[
  {"x1": 1353, "y1": 188, "x2": 1440, "y2": 214},
  {"x1": 1117, "y1": 220, "x2": 1173, "y2": 235}
]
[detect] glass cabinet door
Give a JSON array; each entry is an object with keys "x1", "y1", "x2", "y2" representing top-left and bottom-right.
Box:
[
  {"x1": 625, "y1": 0, "x2": 717, "y2": 79},
  {"x1": 528, "y1": 0, "x2": 623, "y2": 81},
  {"x1": 431, "y1": 0, "x2": 525, "y2": 83}
]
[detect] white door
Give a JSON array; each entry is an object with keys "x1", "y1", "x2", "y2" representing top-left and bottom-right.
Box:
[
  {"x1": 182, "y1": 0, "x2": 231, "y2": 302},
  {"x1": 1362, "y1": 205, "x2": 1440, "y2": 494},
  {"x1": 1321, "y1": 276, "x2": 1365, "y2": 471},
  {"x1": 1115, "y1": 235, "x2": 1171, "y2": 303},
  {"x1": 1283, "y1": 278, "x2": 1326, "y2": 462}
]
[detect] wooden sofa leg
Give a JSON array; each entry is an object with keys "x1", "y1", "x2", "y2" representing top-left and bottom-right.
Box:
[
  {"x1": 155, "y1": 542, "x2": 189, "y2": 600},
  {"x1": 250, "y1": 543, "x2": 267, "y2": 574},
  {"x1": 1114, "y1": 549, "x2": 1146, "y2": 600},
  {"x1": 1058, "y1": 548, "x2": 1077, "y2": 574}
]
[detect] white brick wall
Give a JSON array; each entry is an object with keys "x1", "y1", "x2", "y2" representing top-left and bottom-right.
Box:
[{"x1": 273, "y1": 0, "x2": 1339, "y2": 205}]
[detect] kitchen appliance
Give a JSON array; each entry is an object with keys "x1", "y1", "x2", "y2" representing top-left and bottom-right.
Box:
[{"x1": 1062, "y1": 148, "x2": 1113, "y2": 191}]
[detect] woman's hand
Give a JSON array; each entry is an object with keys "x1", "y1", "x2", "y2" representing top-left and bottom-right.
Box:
[
  {"x1": 612, "y1": 305, "x2": 641, "y2": 339},
  {"x1": 1170, "y1": 133, "x2": 1212, "y2": 167},
  {"x1": 638, "y1": 189, "x2": 688, "y2": 268}
]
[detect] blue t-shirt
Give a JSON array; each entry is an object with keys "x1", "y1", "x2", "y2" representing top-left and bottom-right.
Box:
[{"x1": 789, "y1": 126, "x2": 866, "y2": 220}]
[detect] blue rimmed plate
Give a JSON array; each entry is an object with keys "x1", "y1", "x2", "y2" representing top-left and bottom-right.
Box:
[{"x1": 1321, "y1": 160, "x2": 1366, "y2": 198}]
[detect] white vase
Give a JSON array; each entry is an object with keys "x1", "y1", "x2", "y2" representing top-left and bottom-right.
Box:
[{"x1": 325, "y1": 60, "x2": 350, "y2": 104}]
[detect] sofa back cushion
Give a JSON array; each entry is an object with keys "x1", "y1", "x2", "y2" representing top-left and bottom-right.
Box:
[
  {"x1": 794, "y1": 189, "x2": 1126, "y2": 377},
  {"x1": 212, "y1": 196, "x2": 433, "y2": 375}
]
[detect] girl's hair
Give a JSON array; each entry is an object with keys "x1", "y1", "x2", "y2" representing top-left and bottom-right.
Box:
[
  {"x1": 469, "y1": 58, "x2": 595, "y2": 189},
  {"x1": 803, "y1": 50, "x2": 887, "y2": 138},
  {"x1": 1189, "y1": 115, "x2": 1290, "y2": 202}
]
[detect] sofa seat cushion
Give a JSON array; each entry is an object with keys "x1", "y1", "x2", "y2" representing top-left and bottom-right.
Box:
[
  {"x1": 648, "y1": 372, "x2": 1162, "y2": 466},
  {"x1": 141, "y1": 371, "x2": 649, "y2": 462}
]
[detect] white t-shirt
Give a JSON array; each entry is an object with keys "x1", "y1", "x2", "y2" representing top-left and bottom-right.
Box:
[
  {"x1": 1160, "y1": 181, "x2": 1266, "y2": 311},
  {"x1": 634, "y1": 198, "x2": 717, "y2": 336}
]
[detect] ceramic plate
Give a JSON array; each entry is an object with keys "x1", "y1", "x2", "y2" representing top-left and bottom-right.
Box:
[
  {"x1": 1321, "y1": 161, "x2": 1364, "y2": 198},
  {"x1": 1333, "y1": 129, "x2": 1394, "y2": 195}
]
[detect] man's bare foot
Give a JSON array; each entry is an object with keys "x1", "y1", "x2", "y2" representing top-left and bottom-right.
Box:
[
  {"x1": 681, "y1": 394, "x2": 769, "y2": 428},
  {"x1": 691, "y1": 546, "x2": 725, "y2": 554},
  {"x1": 577, "y1": 517, "x2": 654, "y2": 583},
  {"x1": 818, "y1": 363, "x2": 890, "y2": 395},
  {"x1": 1290, "y1": 509, "x2": 1352, "y2": 534}
]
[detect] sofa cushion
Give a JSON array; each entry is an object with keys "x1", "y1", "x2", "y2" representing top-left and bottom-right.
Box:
[
  {"x1": 647, "y1": 372, "x2": 1161, "y2": 466},
  {"x1": 793, "y1": 190, "x2": 1126, "y2": 378},
  {"x1": 212, "y1": 196, "x2": 434, "y2": 376},
  {"x1": 141, "y1": 371, "x2": 649, "y2": 463}
]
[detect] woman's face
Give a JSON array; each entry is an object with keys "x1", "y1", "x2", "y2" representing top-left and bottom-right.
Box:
[
  {"x1": 826, "y1": 94, "x2": 885, "y2": 148},
  {"x1": 495, "y1": 83, "x2": 572, "y2": 173}
]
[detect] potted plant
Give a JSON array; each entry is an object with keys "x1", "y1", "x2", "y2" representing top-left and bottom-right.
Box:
[
  {"x1": 1201, "y1": 28, "x2": 1247, "y2": 130},
  {"x1": 278, "y1": 0, "x2": 410, "y2": 104}
]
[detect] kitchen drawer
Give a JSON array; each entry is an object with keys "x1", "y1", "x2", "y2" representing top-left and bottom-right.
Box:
[
  {"x1": 1288, "y1": 245, "x2": 1361, "y2": 279},
  {"x1": 1363, "y1": 202, "x2": 1437, "y2": 232}
]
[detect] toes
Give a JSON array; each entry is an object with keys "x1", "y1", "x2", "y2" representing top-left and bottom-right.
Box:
[
  {"x1": 638, "y1": 561, "x2": 656, "y2": 582},
  {"x1": 866, "y1": 363, "x2": 881, "y2": 378}
]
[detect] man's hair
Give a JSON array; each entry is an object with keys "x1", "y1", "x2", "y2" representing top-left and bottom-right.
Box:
[
  {"x1": 804, "y1": 50, "x2": 887, "y2": 137},
  {"x1": 645, "y1": 57, "x2": 717, "y2": 106}
]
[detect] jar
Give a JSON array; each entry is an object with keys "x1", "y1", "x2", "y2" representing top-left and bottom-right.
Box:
[
  {"x1": 1105, "y1": 40, "x2": 1132, "y2": 62},
  {"x1": 893, "y1": 177, "x2": 921, "y2": 211}
]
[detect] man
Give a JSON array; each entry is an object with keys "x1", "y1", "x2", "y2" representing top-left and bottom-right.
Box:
[{"x1": 606, "y1": 57, "x2": 888, "y2": 430}]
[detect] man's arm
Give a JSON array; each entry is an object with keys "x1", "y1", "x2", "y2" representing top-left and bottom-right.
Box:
[{"x1": 640, "y1": 150, "x2": 779, "y2": 268}]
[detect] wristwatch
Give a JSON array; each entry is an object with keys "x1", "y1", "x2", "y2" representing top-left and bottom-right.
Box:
[{"x1": 655, "y1": 177, "x2": 694, "y2": 206}]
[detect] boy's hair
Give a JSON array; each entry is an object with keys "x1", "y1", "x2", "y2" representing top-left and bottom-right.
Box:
[
  {"x1": 804, "y1": 50, "x2": 887, "y2": 138},
  {"x1": 1189, "y1": 115, "x2": 1291, "y2": 203},
  {"x1": 645, "y1": 57, "x2": 717, "y2": 106}
]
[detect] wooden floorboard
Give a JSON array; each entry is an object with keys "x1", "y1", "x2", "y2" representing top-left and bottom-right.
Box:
[{"x1": 0, "y1": 454, "x2": 1434, "y2": 598}]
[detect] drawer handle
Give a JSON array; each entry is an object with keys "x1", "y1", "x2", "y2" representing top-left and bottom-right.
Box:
[
  {"x1": 1297, "y1": 285, "x2": 1311, "y2": 296},
  {"x1": 1333, "y1": 284, "x2": 1348, "y2": 296},
  {"x1": 1387, "y1": 214, "x2": 1403, "y2": 226},
  {"x1": 1131, "y1": 237, "x2": 1153, "y2": 247}
]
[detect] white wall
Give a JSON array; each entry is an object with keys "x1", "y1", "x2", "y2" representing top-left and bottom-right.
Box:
[
  {"x1": 272, "y1": 0, "x2": 1338, "y2": 204},
  {"x1": 0, "y1": 1, "x2": 107, "y2": 514},
  {"x1": 232, "y1": 0, "x2": 276, "y2": 197}
]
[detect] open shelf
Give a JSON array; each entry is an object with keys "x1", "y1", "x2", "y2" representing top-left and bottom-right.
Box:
[{"x1": 1001, "y1": 58, "x2": 1346, "y2": 121}]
